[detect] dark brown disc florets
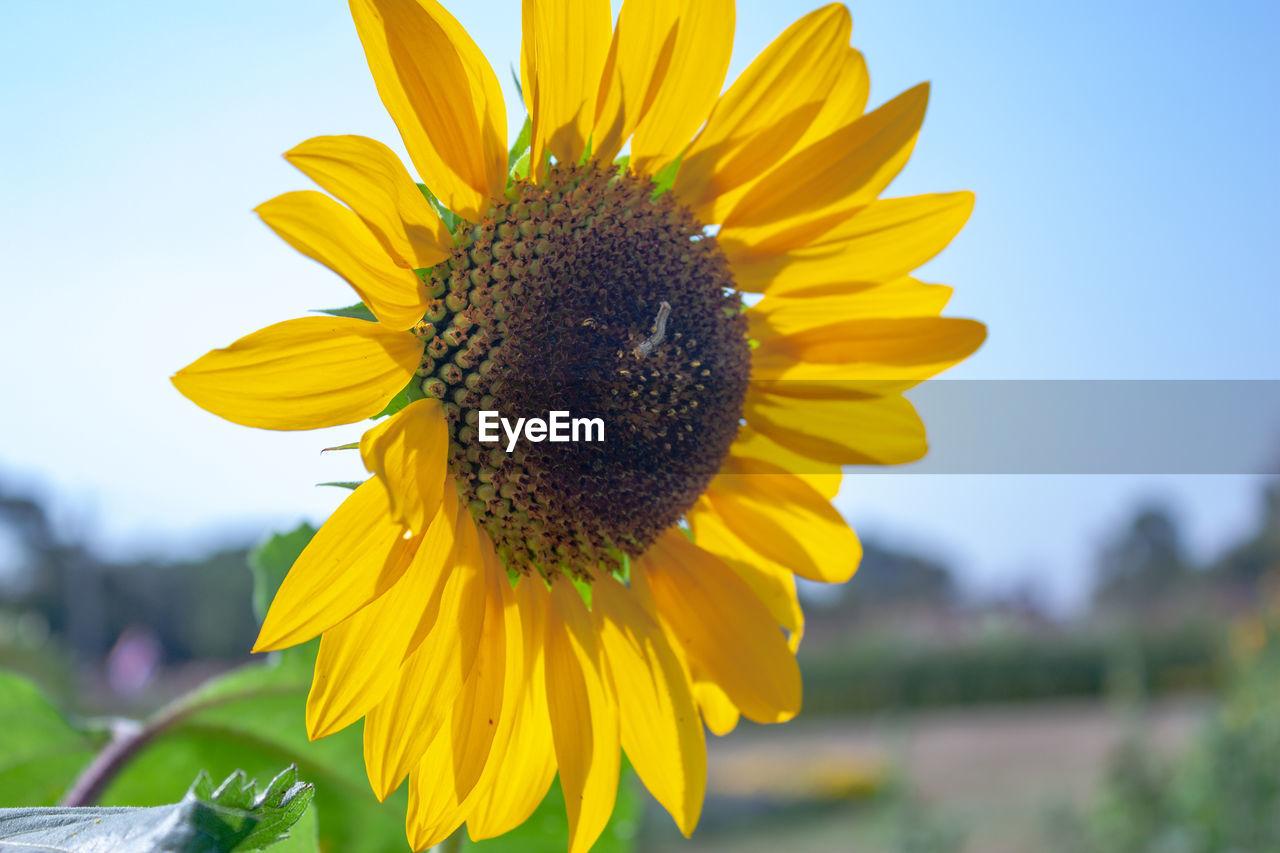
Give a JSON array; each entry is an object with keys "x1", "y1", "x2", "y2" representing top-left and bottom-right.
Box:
[{"x1": 413, "y1": 161, "x2": 749, "y2": 578}]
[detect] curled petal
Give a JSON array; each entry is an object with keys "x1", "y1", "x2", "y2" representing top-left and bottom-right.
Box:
[
  {"x1": 285, "y1": 134, "x2": 452, "y2": 269},
  {"x1": 256, "y1": 191, "x2": 430, "y2": 330},
  {"x1": 360, "y1": 398, "x2": 450, "y2": 535}
]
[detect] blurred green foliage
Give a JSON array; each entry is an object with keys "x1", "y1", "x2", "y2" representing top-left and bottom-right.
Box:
[
  {"x1": 1056, "y1": 619, "x2": 1280, "y2": 852},
  {"x1": 0, "y1": 670, "x2": 106, "y2": 807},
  {"x1": 801, "y1": 624, "x2": 1225, "y2": 715}
]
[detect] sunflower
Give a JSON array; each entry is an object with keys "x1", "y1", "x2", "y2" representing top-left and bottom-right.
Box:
[{"x1": 172, "y1": 1, "x2": 985, "y2": 850}]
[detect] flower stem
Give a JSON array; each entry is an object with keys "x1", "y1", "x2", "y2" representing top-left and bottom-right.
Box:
[
  {"x1": 59, "y1": 668, "x2": 299, "y2": 806},
  {"x1": 435, "y1": 826, "x2": 467, "y2": 853},
  {"x1": 60, "y1": 707, "x2": 181, "y2": 806}
]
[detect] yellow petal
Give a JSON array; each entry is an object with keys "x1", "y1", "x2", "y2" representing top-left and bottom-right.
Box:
[
  {"x1": 466, "y1": 578, "x2": 557, "y2": 840},
  {"x1": 362, "y1": 514, "x2": 489, "y2": 800},
  {"x1": 404, "y1": 714, "x2": 466, "y2": 852},
  {"x1": 722, "y1": 83, "x2": 930, "y2": 237},
  {"x1": 522, "y1": 0, "x2": 611, "y2": 171},
  {"x1": 256, "y1": 191, "x2": 430, "y2": 331},
  {"x1": 725, "y1": 192, "x2": 974, "y2": 292},
  {"x1": 594, "y1": 577, "x2": 705, "y2": 836},
  {"x1": 745, "y1": 388, "x2": 928, "y2": 466},
  {"x1": 284, "y1": 134, "x2": 452, "y2": 270},
  {"x1": 727, "y1": 425, "x2": 842, "y2": 498},
  {"x1": 702, "y1": 460, "x2": 861, "y2": 584},
  {"x1": 254, "y1": 479, "x2": 417, "y2": 651},
  {"x1": 360, "y1": 398, "x2": 449, "y2": 535},
  {"x1": 687, "y1": 498, "x2": 804, "y2": 649},
  {"x1": 692, "y1": 45, "x2": 870, "y2": 224},
  {"x1": 675, "y1": 5, "x2": 851, "y2": 220},
  {"x1": 172, "y1": 316, "x2": 421, "y2": 431},
  {"x1": 640, "y1": 530, "x2": 801, "y2": 724},
  {"x1": 404, "y1": 553, "x2": 514, "y2": 850},
  {"x1": 792, "y1": 46, "x2": 870, "y2": 153},
  {"x1": 751, "y1": 316, "x2": 987, "y2": 388},
  {"x1": 350, "y1": 0, "x2": 506, "y2": 222},
  {"x1": 746, "y1": 278, "x2": 954, "y2": 335},
  {"x1": 448, "y1": 538, "x2": 508, "y2": 801},
  {"x1": 545, "y1": 579, "x2": 619, "y2": 853},
  {"x1": 692, "y1": 678, "x2": 740, "y2": 736},
  {"x1": 591, "y1": 0, "x2": 681, "y2": 163},
  {"x1": 629, "y1": 0, "x2": 734, "y2": 177},
  {"x1": 305, "y1": 501, "x2": 454, "y2": 739}
]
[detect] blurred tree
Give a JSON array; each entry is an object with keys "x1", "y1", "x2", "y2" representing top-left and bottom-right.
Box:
[
  {"x1": 840, "y1": 540, "x2": 956, "y2": 609},
  {"x1": 1210, "y1": 482, "x2": 1280, "y2": 588},
  {"x1": 0, "y1": 484, "x2": 258, "y2": 667},
  {"x1": 1093, "y1": 504, "x2": 1193, "y2": 612}
]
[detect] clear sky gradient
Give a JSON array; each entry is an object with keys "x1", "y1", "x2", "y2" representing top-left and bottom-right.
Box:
[{"x1": 2, "y1": 2, "x2": 1277, "y2": 608}]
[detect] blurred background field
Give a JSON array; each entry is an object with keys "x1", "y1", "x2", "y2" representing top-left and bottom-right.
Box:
[{"x1": 4, "y1": 474, "x2": 1279, "y2": 852}]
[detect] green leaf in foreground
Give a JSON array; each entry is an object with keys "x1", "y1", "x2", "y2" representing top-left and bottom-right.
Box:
[
  {"x1": 0, "y1": 670, "x2": 106, "y2": 808},
  {"x1": 85, "y1": 524, "x2": 407, "y2": 852},
  {"x1": 0, "y1": 766, "x2": 313, "y2": 853}
]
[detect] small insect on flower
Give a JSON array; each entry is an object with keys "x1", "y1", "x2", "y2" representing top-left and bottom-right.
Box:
[{"x1": 171, "y1": 1, "x2": 985, "y2": 850}]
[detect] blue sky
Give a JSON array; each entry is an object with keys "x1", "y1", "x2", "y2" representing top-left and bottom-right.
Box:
[{"x1": 1, "y1": 1, "x2": 1277, "y2": 608}]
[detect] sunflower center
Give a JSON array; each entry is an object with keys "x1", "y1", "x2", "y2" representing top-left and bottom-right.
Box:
[{"x1": 413, "y1": 161, "x2": 749, "y2": 579}]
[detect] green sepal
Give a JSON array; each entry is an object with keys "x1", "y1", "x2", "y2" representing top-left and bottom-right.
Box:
[
  {"x1": 372, "y1": 377, "x2": 427, "y2": 420},
  {"x1": 510, "y1": 150, "x2": 531, "y2": 180},
  {"x1": 509, "y1": 64, "x2": 523, "y2": 102},
  {"x1": 650, "y1": 154, "x2": 682, "y2": 199},
  {"x1": 509, "y1": 115, "x2": 531, "y2": 170},
  {"x1": 314, "y1": 303, "x2": 375, "y2": 322},
  {"x1": 316, "y1": 482, "x2": 363, "y2": 491},
  {"x1": 416, "y1": 183, "x2": 462, "y2": 235}
]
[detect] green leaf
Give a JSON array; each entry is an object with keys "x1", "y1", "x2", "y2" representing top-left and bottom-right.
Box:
[
  {"x1": 313, "y1": 303, "x2": 375, "y2": 322},
  {"x1": 372, "y1": 377, "x2": 426, "y2": 420},
  {"x1": 0, "y1": 766, "x2": 313, "y2": 852},
  {"x1": 98, "y1": 653, "x2": 407, "y2": 853},
  {"x1": 249, "y1": 525, "x2": 317, "y2": 625},
  {"x1": 268, "y1": 801, "x2": 318, "y2": 853},
  {"x1": 509, "y1": 116, "x2": 531, "y2": 171},
  {"x1": 0, "y1": 670, "x2": 105, "y2": 808}
]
